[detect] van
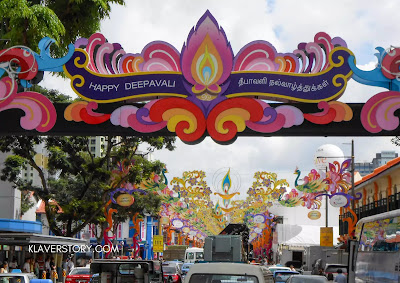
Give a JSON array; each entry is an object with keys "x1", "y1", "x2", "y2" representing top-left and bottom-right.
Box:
[
  {"x1": 184, "y1": 262, "x2": 273, "y2": 283},
  {"x1": 184, "y1": 247, "x2": 204, "y2": 263},
  {"x1": 90, "y1": 259, "x2": 163, "y2": 283}
]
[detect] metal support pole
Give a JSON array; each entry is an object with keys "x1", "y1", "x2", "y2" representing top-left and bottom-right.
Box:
[
  {"x1": 325, "y1": 194, "x2": 328, "y2": 228},
  {"x1": 62, "y1": 269, "x2": 66, "y2": 283},
  {"x1": 351, "y1": 139, "x2": 355, "y2": 210},
  {"x1": 325, "y1": 166, "x2": 328, "y2": 228}
]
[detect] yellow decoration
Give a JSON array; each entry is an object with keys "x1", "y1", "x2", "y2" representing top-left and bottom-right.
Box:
[{"x1": 116, "y1": 194, "x2": 134, "y2": 206}]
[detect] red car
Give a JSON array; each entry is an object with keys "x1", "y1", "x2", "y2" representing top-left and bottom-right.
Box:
[
  {"x1": 66, "y1": 267, "x2": 92, "y2": 283},
  {"x1": 162, "y1": 265, "x2": 182, "y2": 283}
]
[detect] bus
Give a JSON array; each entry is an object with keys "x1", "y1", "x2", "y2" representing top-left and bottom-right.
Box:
[
  {"x1": 184, "y1": 247, "x2": 204, "y2": 263},
  {"x1": 348, "y1": 209, "x2": 400, "y2": 283}
]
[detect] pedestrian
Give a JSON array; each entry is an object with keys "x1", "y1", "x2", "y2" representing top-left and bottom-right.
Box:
[
  {"x1": 62, "y1": 257, "x2": 68, "y2": 272},
  {"x1": 37, "y1": 255, "x2": 45, "y2": 276},
  {"x1": 9, "y1": 258, "x2": 17, "y2": 270},
  {"x1": 0, "y1": 262, "x2": 8, "y2": 273},
  {"x1": 30, "y1": 258, "x2": 35, "y2": 274},
  {"x1": 318, "y1": 268, "x2": 325, "y2": 276},
  {"x1": 23, "y1": 259, "x2": 30, "y2": 273},
  {"x1": 289, "y1": 265, "x2": 296, "y2": 271},
  {"x1": 50, "y1": 257, "x2": 55, "y2": 272},
  {"x1": 51, "y1": 265, "x2": 58, "y2": 282},
  {"x1": 334, "y1": 269, "x2": 346, "y2": 283},
  {"x1": 327, "y1": 273, "x2": 334, "y2": 282},
  {"x1": 33, "y1": 259, "x2": 39, "y2": 277},
  {"x1": 67, "y1": 257, "x2": 74, "y2": 274},
  {"x1": 45, "y1": 257, "x2": 51, "y2": 278}
]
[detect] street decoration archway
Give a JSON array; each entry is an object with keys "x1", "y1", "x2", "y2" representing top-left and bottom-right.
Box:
[
  {"x1": 0, "y1": 10, "x2": 389, "y2": 253},
  {"x1": 1, "y1": 11, "x2": 400, "y2": 143},
  {"x1": 160, "y1": 161, "x2": 356, "y2": 254}
]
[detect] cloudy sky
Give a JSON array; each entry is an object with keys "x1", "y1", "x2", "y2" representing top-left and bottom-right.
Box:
[{"x1": 41, "y1": 0, "x2": 400, "y2": 196}]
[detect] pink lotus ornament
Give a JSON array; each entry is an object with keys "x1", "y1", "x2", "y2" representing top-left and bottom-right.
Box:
[{"x1": 181, "y1": 11, "x2": 233, "y2": 101}]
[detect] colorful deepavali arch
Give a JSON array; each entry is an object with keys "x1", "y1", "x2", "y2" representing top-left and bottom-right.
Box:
[{"x1": 1, "y1": 10, "x2": 399, "y2": 143}]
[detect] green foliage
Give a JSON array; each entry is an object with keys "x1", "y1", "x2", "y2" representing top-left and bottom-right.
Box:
[
  {"x1": 30, "y1": 85, "x2": 73, "y2": 103},
  {"x1": 111, "y1": 192, "x2": 162, "y2": 226},
  {"x1": 0, "y1": 0, "x2": 125, "y2": 56},
  {"x1": 21, "y1": 190, "x2": 35, "y2": 216},
  {"x1": 0, "y1": 0, "x2": 65, "y2": 51},
  {"x1": 0, "y1": 135, "x2": 175, "y2": 237}
]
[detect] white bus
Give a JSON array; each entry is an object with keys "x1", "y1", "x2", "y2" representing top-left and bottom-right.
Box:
[
  {"x1": 184, "y1": 247, "x2": 204, "y2": 263},
  {"x1": 348, "y1": 209, "x2": 400, "y2": 283}
]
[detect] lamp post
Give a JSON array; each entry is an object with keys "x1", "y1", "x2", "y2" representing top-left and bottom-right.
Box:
[
  {"x1": 351, "y1": 140, "x2": 355, "y2": 210},
  {"x1": 316, "y1": 151, "x2": 353, "y2": 228},
  {"x1": 342, "y1": 140, "x2": 356, "y2": 210}
]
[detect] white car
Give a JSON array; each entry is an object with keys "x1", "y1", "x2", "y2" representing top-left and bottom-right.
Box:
[
  {"x1": 184, "y1": 262, "x2": 274, "y2": 283},
  {"x1": 0, "y1": 272, "x2": 37, "y2": 283}
]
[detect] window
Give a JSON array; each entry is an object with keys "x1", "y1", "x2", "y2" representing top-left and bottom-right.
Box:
[
  {"x1": 69, "y1": 268, "x2": 90, "y2": 275},
  {"x1": 119, "y1": 263, "x2": 149, "y2": 275},
  {"x1": 195, "y1": 252, "x2": 204, "y2": 260},
  {"x1": 91, "y1": 139, "x2": 96, "y2": 144},
  {"x1": 90, "y1": 146, "x2": 95, "y2": 151},
  {"x1": 359, "y1": 216, "x2": 400, "y2": 251}
]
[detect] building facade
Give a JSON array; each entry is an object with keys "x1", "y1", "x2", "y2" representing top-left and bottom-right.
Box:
[
  {"x1": 340, "y1": 156, "x2": 400, "y2": 236},
  {"x1": 355, "y1": 151, "x2": 398, "y2": 177}
]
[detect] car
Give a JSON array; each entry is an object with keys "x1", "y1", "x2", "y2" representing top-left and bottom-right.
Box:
[
  {"x1": 66, "y1": 267, "x2": 92, "y2": 283},
  {"x1": 324, "y1": 264, "x2": 348, "y2": 279},
  {"x1": 90, "y1": 259, "x2": 163, "y2": 283},
  {"x1": 88, "y1": 273, "x2": 99, "y2": 283},
  {"x1": 286, "y1": 274, "x2": 328, "y2": 282},
  {"x1": 285, "y1": 260, "x2": 304, "y2": 273},
  {"x1": 163, "y1": 264, "x2": 182, "y2": 283},
  {"x1": 184, "y1": 262, "x2": 274, "y2": 283},
  {"x1": 0, "y1": 272, "x2": 37, "y2": 283},
  {"x1": 180, "y1": 263, "x2": 193, "y2": 279},
  {"x1": 164, "y1": 261, "x2": 183, "y2": 272},
  {"x1": 267, "y1": 265, "x2": 291, "y2": 273},
  {"x1": 273, "y1": 270, "x2": 300, "y2": 282}
]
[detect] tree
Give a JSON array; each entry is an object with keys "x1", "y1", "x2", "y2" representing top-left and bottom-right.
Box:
[
  {"x1": 0, "y1": 0, "x2": 124, "y2": 56},
  {"x1": 0, "y1": 135, "x2": 175, "y2": 237}
]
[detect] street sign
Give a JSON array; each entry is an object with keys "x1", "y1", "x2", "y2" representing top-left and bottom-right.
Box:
[
  {"x1": 320, "y1": 227, "x2": 333, "y2": 247},
  {"x1": 153, "y1": 235, "x2": 164, "y2": 252}
]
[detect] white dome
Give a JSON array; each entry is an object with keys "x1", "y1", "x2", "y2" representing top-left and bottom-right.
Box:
[{"x1": 314, "y1": 144, "x2": 345, "y2": 171}]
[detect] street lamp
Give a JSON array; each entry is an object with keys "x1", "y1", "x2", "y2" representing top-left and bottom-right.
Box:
[
  {"x1": 315, "y1": 148, "x2": 354, "y2": 227},
  {"x1": 343, "y1": 140, "x2": 355, "y2": 210}
]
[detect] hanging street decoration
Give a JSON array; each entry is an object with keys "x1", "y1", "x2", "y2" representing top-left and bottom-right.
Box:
[
  {"x1": 155, "y1": 159, "x2": 355, "y2": 250},
  {"x1": 1, "y1": 11, "x2": 400, "y2": 143}
]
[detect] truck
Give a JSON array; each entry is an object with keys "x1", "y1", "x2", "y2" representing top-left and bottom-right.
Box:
[
  {"x1": 204, "y1": 235, "x2": 245, "y2": 262},
  {"x1": 278, "y1": 245, "x2": 348, "y2": 272},
  {"x1": 303, "y1": 246, "x2": 348, "y2": 272},
  {"x1": 162, "y1": 245, "x2": 188, "y2": 261}
]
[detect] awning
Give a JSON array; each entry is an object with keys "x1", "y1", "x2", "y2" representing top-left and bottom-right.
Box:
[{"x1": 0, "y1": 233, "x2": 87, "y2": 246}]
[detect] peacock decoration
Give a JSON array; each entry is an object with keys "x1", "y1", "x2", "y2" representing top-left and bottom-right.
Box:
[{"x1": 293, "y1": 167, "x2": 328, "y2": 193}]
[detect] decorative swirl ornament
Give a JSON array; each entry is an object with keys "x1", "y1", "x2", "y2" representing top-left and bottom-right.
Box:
[{"x1": 361, "y1": 91, "x2": 400, "y2": 133}]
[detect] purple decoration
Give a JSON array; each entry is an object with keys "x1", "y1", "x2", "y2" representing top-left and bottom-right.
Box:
[{"x1": 314, "y1": 192, "x2": 362, "y2": 208}]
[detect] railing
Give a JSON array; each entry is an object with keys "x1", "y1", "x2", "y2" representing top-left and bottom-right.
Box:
[{"x1": 339, "y1": 193, "x2": 400, "y2": 236}]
